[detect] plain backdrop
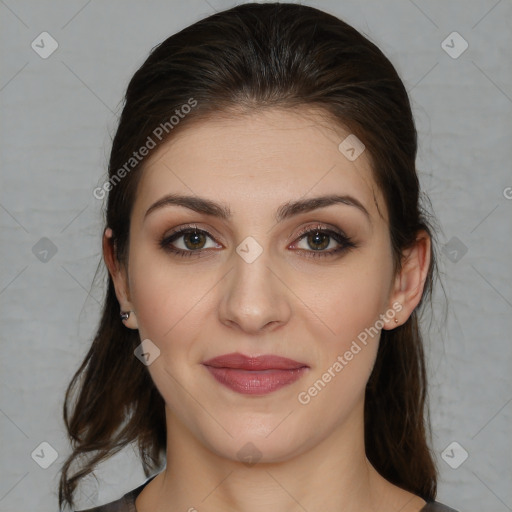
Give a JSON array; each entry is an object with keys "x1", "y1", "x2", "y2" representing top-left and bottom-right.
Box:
[{"x1": 1, "y1": 1, "x2": 511, "y2": 511}]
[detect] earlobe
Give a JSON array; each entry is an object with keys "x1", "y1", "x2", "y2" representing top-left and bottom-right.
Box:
[
  {"x1": 382, "y1": 301, "x2": 402, "y2": 330},
  {"x1": 103, "y1": 227, "x2": 139, "y2": 330},
  {"x1": 384, "y1": 231, "x2": 431, "y2": 329},
  {"x1": 120, "y1": 309, "x2": 139, "y2": 330}
]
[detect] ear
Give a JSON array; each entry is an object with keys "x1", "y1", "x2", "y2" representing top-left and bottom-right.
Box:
[
  {"x1": 383, "y1": 230, "x2": 431, "y2": 329},
  {"x1": 103, "y1": 227, "x2": 139, "y2": 330}
]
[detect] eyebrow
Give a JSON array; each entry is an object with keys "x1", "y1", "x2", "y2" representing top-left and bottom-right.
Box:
[{"x1": 144, "y1": 193, "x2": 371, "y2": 224}]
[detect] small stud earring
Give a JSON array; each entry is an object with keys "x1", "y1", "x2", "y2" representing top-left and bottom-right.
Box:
[
  {"x1": 120, "y1": 310, "x2": 131, "y2": 321},
  {"x1": 394, "y1": 318, "x2": 399, "y2": 324}
]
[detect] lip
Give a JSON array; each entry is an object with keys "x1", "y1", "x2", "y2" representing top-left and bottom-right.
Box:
[
  {"x1": 202, "y1": 352, "x2": 309, "y2": 395},
  {"x1": 203, "y1": 352, "x2": 308, "y2": 370}
]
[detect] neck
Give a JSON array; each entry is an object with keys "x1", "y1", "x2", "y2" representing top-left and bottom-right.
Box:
[{"x1": 142, "y1": 402, "x2": 397, "y2": 512}]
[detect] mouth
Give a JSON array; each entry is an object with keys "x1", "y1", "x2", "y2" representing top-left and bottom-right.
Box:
[{"x1": 202, "y1": 352, "x2": 309, "y2": 395}]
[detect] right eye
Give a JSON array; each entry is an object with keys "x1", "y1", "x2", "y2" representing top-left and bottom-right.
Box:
[{"x1": 159, "y1": 226, "x2": 222, "y2": 257}]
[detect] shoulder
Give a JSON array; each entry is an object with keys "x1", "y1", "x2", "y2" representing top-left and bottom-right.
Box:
[
  {"x1": 76, "y1": 475, "x2": 156, "y2": 512},
  {"x1": 75, "y1": 490, "x2": 137, "y2": 512},
  {"x1": 421, "y1": 501, "x2": 460, "y2": 511},
  {"x1": 76, "y1": 495, "x2": 133, "y2": 512}
]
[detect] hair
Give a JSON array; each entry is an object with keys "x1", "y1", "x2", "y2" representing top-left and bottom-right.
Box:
[{"x1": 59, "y1": 2, "x2": 439, "y2": 509}]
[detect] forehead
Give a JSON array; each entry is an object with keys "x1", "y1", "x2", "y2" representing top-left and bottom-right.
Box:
[{"x1": 134, "y1": 108, "x2": 386, "y2": 223}]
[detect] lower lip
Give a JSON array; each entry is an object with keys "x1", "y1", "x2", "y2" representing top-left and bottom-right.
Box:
[{"x1": 204, "y1": 366, "x2": 308, "y2": 395}]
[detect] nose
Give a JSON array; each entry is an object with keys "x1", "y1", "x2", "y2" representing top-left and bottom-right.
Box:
[{"x1": 218, "y1": 246, "x2": 292, "y2": 334}]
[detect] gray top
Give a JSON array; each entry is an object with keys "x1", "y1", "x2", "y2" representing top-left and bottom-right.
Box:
[{"x1": 78, "y1": 476, "x2": 459, "y2": 512}]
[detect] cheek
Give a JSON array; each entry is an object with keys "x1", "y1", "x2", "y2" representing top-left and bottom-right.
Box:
[
  {"x1": 292, "y1": 253, "x2": 393, "y2": 409},
  {"x1": 299, "y1": 257, "x2": 392, "y2": 349},
  {"x1": 294, "y1": 284, "x2": 384, "y2": 429},
  {"x1": 127, "y1": 251, "x2": 213, "y2": 409},
  {"x1": 127, "y1": 245, "x2": 218, "y2": 355}
]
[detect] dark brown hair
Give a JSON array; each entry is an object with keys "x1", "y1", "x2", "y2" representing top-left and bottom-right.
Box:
[{"x1": 59, "y1": 3, "x2": 439, "y2": 508}]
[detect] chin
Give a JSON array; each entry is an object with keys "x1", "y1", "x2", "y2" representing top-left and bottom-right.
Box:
[{"x1": 197, "y1": 414, "x2": 315, "y2": 465}]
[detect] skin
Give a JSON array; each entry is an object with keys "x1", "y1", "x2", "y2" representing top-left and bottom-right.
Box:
[{"x1": 104, "y1": 108, "x2": 431, "y2": 512}]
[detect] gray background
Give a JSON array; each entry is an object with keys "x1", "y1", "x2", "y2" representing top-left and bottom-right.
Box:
[{"x1": 1, "y1": 1, "x2": 511, "y2": 511}]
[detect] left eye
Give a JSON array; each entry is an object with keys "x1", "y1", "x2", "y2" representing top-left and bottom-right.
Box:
[
  {"x1": 290, "y1": 227, "x2": 355, "y2": 258},
  {"x1": 295, "y1": 230, "x2": 339, "y2": 251}
]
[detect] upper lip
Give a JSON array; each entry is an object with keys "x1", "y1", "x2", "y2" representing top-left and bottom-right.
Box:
[{"x1": 203, "y1": 352, "x2": 308, "y2": 370}]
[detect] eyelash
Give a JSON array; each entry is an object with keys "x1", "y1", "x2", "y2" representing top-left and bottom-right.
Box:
[{"x1": 158, "y1": 223, "x2": 356, "y2": 259}]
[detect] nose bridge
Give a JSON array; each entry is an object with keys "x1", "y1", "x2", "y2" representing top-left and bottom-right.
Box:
[{"x1": 218, "y1": 236, "x2": 290, "y2": 332}]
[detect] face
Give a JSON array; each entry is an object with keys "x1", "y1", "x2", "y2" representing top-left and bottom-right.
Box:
[{"x1": 111, "y1": 108, "x2": 408, "y2": 463}]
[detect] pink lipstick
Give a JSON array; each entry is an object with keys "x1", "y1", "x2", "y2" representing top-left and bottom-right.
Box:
[{"x1": 202, "y1": 352, "x2": 309, "y2": 395}]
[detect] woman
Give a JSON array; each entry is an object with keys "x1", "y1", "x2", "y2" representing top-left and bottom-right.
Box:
[{"x1": 59, "y1": 3, "x2": 458, "y2": 511}]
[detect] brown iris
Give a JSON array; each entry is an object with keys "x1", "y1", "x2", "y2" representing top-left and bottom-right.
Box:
[
  {"x1": 307, "y1": 231, "x2": 330, "y2": 251},
  {"x1": 183, "y1": 230, "x2": 207, "y2": 250}
]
